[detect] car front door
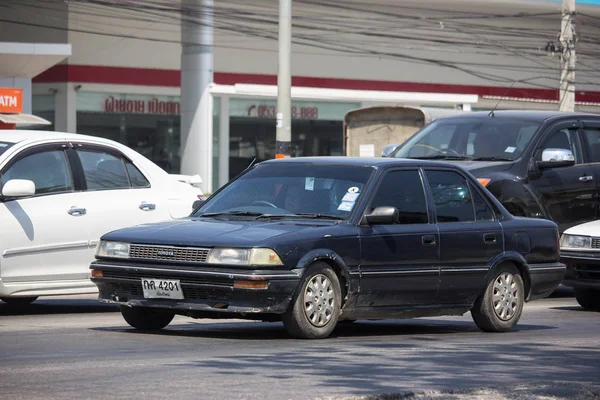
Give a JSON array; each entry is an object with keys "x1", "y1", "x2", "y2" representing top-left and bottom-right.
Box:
[
  {"x1": 70, "y1": 143, "x2": 174, "y2": 266},
  {"x1": 529, "y1": 121, "x2": 597, "y2": 233},
  {"x1": 0, "y1": 144, "x2": 90, "y2": 284},
  {"x1": 423, "y1": 169, "x2": 504, "y2": 305},
  {"x1": 357, "y1": 168, "x2": 440, "y2": 307}
]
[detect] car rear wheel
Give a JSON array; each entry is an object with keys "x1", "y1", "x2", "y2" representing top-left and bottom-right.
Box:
[
  {"x1": 120, "y1": 305, "x2": 175, "y2": 330},
  {"x1": 471, "y1": 265, "x2": 524, "y2": 332},
  {"x1": 574, "y1": 288, "x2": 600, "y2": 311},
  {"x1": 282, "y1": 262, "x2": 341, "y2": 339},
  {"x1": 0, "y1": 296, "x2": 38, "y2": 306}
]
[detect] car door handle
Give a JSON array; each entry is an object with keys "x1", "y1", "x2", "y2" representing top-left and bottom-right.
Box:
[
  {"x1": 139, "y1": 202, "x2": 156, "y2": 211},
  {"x1": 67, "y1": 207, "x2": 86, "y2": 216},
  {"x1": 422, "y1": 235, "x2": 436, "y2": 246},
  {"x1": 483, "y1": 233, "x2": 496, "y2": 244},
  {"x1": 579, "y1": 175, "x2": 594, "y2": 182}
]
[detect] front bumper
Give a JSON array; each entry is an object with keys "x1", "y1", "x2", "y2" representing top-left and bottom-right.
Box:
[
  {"x1": 90, "y1": 260, "x2": 301, "y2": 315},
  {"x1": 560, "y1": 250, "x2": 600, "y2": 290}
]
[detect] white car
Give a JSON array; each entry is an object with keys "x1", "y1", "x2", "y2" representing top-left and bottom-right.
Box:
[
  {"x1": 560, "y1": 220, "x2": 600, "y2": 311},
  {"x1": 0, "y1": 130, "x2": 204, "y2": 305}
]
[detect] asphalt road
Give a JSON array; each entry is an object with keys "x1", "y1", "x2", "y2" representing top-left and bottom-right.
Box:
[{"x1": 0, "y1": 290, "x2": 598, "y2": 400}]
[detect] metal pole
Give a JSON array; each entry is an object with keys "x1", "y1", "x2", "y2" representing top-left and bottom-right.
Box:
[
  {"x1": 559, "y1": 0, "x2": 576, "y2": 112},
  {"x1": 275, "y1": 0, "x2": 292, "y2": 158}
]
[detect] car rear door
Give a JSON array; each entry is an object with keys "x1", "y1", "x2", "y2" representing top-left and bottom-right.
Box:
[
  {"x1": 422, "y1": 168, "x2": 504, "y2": 305},
  {"x1": 357, "y1": 168, "x2": 440, "y2": 307},
  {"x1": 0, "y1": 143, "x2": 91, "y2": 284},
  {"x1": 528, "y1": 120, "x2": 597, "y2": 233},
  {"x1": 69, "y1": 142, "x2": 174, "y2": 266},
  {"x1": 579, "y1": 118, "x2": 600, "y2": 225}
]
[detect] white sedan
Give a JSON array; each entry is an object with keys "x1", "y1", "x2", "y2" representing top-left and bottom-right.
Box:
[{"x1": 0, "y1": 130, "x2": 204, "y2": 305}]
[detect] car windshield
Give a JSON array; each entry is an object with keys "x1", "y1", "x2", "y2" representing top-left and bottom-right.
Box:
[
  {"x1": 0, "y1": 141, "x2": 14, "y2": 157},
  {"x1": 392, "y1": 118, "x2": 542, "y2": 161},
  {"x1": 194, "y1": 163, "x2": 375, "y2": 220}
]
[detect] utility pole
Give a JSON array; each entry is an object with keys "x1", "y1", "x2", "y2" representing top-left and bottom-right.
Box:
[
  {"x1": 275, "y1": 0, "x2": 292, "y2": 159},
  {"x1": 559, "y1": 0, "x2": 576, "y2": 112}
]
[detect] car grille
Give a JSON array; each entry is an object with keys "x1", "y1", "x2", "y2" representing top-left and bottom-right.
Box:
[
  {"x1": 129, "y1": 244, "x2": 209, "y2": 263},
  {"x1": 106, "y1": 281, "x2": 226, "y2": 301},
  {"x1": 102, "y1": 270, "x2": 232, "y2": 287},
  {"x1": 575, "y1": 263, "x2": 600, "y2": 281}
]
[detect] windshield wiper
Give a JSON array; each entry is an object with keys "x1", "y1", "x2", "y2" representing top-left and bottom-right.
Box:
[
  {"x1": 290, "y1": 213, "x2": 345, "y2": 220},
  {"x1": 197, "y1": 211, "x2": 266, "y2": 218},
  {"x1": 409, "y1": 155, "x2": 472, "y2": 160},
  {"x1": 471, "y1": 156, "x2": 513, "y2": 161}
]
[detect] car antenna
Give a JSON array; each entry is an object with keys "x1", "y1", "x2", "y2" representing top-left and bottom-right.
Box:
[
  {"x1": 245, "y1": 157, "x2": 257, "y2": 170},
  {"x1": 489, "y1": 81, "x2": 516, "y2": 118}
]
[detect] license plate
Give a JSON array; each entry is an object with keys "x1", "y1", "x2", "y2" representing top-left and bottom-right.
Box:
[{"x1": 141, "y1": 278, "x2": 184, "y2": 300}]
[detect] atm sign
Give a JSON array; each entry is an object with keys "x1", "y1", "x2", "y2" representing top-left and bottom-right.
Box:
[{"x1": 0, "y1": 88, "x2": 23, "y2": 114}]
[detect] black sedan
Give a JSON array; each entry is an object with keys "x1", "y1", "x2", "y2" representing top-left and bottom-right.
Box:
[{"x1": 90, "y1": 157, "x2": 565, "y2": 339}]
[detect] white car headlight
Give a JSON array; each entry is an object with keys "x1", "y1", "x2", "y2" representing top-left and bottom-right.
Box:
[
  {"x1": 559, "y1": 234, "x2": 592, "y2": 249},
  {"x1": 96, "y1": 241, "x2": 131, "y2": 258},
  {"x1": 207, "y1": 248, "x2": 283, "y2": 266}
]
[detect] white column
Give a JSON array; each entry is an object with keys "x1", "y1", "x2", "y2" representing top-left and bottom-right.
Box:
[
  {"x1": 180, "y1": 0, "x2": 214, "y2": 193},
  {"x1": 218, "y1": 95, "x2": 230, "y2": 188},
  {"x1": 54, "y1": 82, "x2": 76, "y2": 132}
]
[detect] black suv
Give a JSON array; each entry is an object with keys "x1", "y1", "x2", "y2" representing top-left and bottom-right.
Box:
[{"x1": 389, "y1": 110, "x2": 600, "y2": 233}]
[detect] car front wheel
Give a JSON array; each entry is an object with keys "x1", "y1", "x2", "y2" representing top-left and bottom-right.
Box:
[
  {"x1": 120, "y1": 305, "x2": 175, "y2": 330},
  {"x1": 0, "y1": 296, "x2": 38, "y2": 306},
  {"x1": 574, "y1": 288, "x2": 600, "y2": 311},
  {"x1": 471, "y1": 265, "x2": 524, "y2": 332},
  {"x1": 282, "y1": 262, "x2": 341, "y2": 339}
]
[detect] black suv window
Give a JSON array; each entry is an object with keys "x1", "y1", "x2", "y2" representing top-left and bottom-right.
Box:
[
  {"x1": 425, "y1": 170, "x2": 476, "y2": 223},
  {"x1": 369, "y1": 170, "x2": 428, "y2": 224},
  {"x1": 77, "y1": 149, "x2": 130, "y2": 190},
  {"x1": 1, "y1": 150, "x2": 73, "y2": 195},
  {"x1": 582, "y1": 127, "x2": 600, "y2": 163},
  {"x1": 539, "y1": 128, "x2": 582, "y2": 164}
]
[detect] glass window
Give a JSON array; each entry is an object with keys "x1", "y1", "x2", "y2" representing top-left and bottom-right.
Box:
[
  {"x1": 196, "y1": 164, "x2": 374, "y2": 219},
  {"x1": 393, "y1": 118, "x2": 541, "y2": 161},
  {"x1": 425, "y1": 170, "x2": 474, "y2": 223},
  {"x1": 125, "y1": 160, "x2": 150, "y2": 188},
  {"x1": 0, "y1": 141, "x2": 14, "y2": 157},
  {"x1": 470, "y1": 183, "x2": 495, "y2": 221},
  {"x1": 77, "y1": 149, "x2": 130, "y2": 190},
  {"x1": 539, "y1": 128, "x2": 581, "y2": 164},
  {"x1": 582, "y1": 127, "x2": 600, "y2": 163},
  {"x1": 369, "y1": 170, "x2": 428, "y2": 224},
  {"x1": 1, "y1": 150, "x2": 73, "y2": 195}
]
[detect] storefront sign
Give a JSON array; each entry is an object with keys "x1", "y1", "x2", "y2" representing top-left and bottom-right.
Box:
[
  {"x1": 0, "y1": 88, "x2": 23, "y2": 114},
  {"x1": 104, "y1": 96, "x2": 180, "y2": 115},
  {"x1": 230, "y1": 99, "x2": 360, "y2": 121}
]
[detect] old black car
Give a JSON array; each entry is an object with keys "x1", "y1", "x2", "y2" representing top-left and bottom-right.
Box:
[
  {"x1": 90, "y1": 157, "x2": 565, "y2": 339},
  {"x1": 389, "y1": 111, "x2": 600, "y2": 234}
]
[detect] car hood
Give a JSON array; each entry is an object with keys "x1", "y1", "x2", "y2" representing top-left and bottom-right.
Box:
[
  {"x1": 562, "y1": 220, "x2": 600, "y2": 236},
  {"x1": 439, "y1": 160, "x2": 514, "y2": 173},
  {"x1": 101, "y1": 217, "x2": 338, "y2": 247}
]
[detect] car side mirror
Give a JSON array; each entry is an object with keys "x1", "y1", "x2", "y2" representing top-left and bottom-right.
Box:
[
  {"x1": 537, "y1": 148, "x2": 575, "y2": 169},
  {"x1": 192, "y1": 199, "x2": 205, "y2": 210},
  {"x1": 1, "y1": 179, "x2": 36, "y2": 199},
  {"x1": 381, "y1": 144, "x2": 399, "y2": 157},
  {"x1": 364, "y1": 206, "x2": 399, "y2": 225}
]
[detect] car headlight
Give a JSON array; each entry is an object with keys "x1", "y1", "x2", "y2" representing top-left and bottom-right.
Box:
[
  {"x1": 207, "y1": 248, "x2": 283, "y2": 266},
  {"x1": 559, "y1": 234, "x2": 592, "y2": 249},
  {"x1": 96, "y1": 241, "x2": 130, "y2": 258}
]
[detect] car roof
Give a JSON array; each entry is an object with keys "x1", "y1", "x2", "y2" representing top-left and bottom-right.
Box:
[
  {"x1": 437, "y1": 110, "x2": 600, "y2": 122},
  {"x1": 0, "y1": 129, "x2": 106, "y2": 145},
  {"x1": 261, "y1": 156, "x2": 456, "y2": 168}
]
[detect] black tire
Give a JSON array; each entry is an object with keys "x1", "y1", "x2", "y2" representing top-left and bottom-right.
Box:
[
  {"x1": 282, "y1": 262, "x2": 341, "y2": 339},
  {"x1": 120, "y1": 305, "x2": 175, "y2": 330},
  {"x1": 574, "y1": 288, "x2": 600, "y2": 311},
  {"x1": 0, "y1": 296, "x2": 38, "y2": 306},
  {"x1": 471, "y1": 265, "x2": 524, "y2": 332}
]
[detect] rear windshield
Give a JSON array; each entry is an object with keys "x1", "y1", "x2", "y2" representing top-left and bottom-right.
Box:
[{"x1": 0, "y1": 142, "x2": 14, "y2": 157}]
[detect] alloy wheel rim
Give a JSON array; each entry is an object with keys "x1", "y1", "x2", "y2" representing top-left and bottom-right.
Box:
[
  {"x1": 493, "y1": 272, "x2": 520, "y2": 321},
  {"x1": 303, "y1": 274, "x2": 335, "y2": 327}
]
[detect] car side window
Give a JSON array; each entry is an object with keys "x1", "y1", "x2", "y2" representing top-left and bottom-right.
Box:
[
  {"x1": 470, "y1": 182, "x2": 495, "y2": 221},
  {"x1": 125, "y1": 160, "x2": 150, "y2": 188},
  {"x1": 0, "y1": 150, "x2": 73, "y2": 195},
  {"x1": 539, "y1": 128, "x2": 582, "y2": 164},
  {"x1": 77, "y1": 149, "x2": 130, "y2": 190},
  {"x1": 425, "y1": 170, "x2": 475, "y2": 223},
  {"x1": 369, "y1": 170, "x2": 428, "y2": 224},
  {"x1": 582, "y1": 127, "x2": 600, "y2": 163}
]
